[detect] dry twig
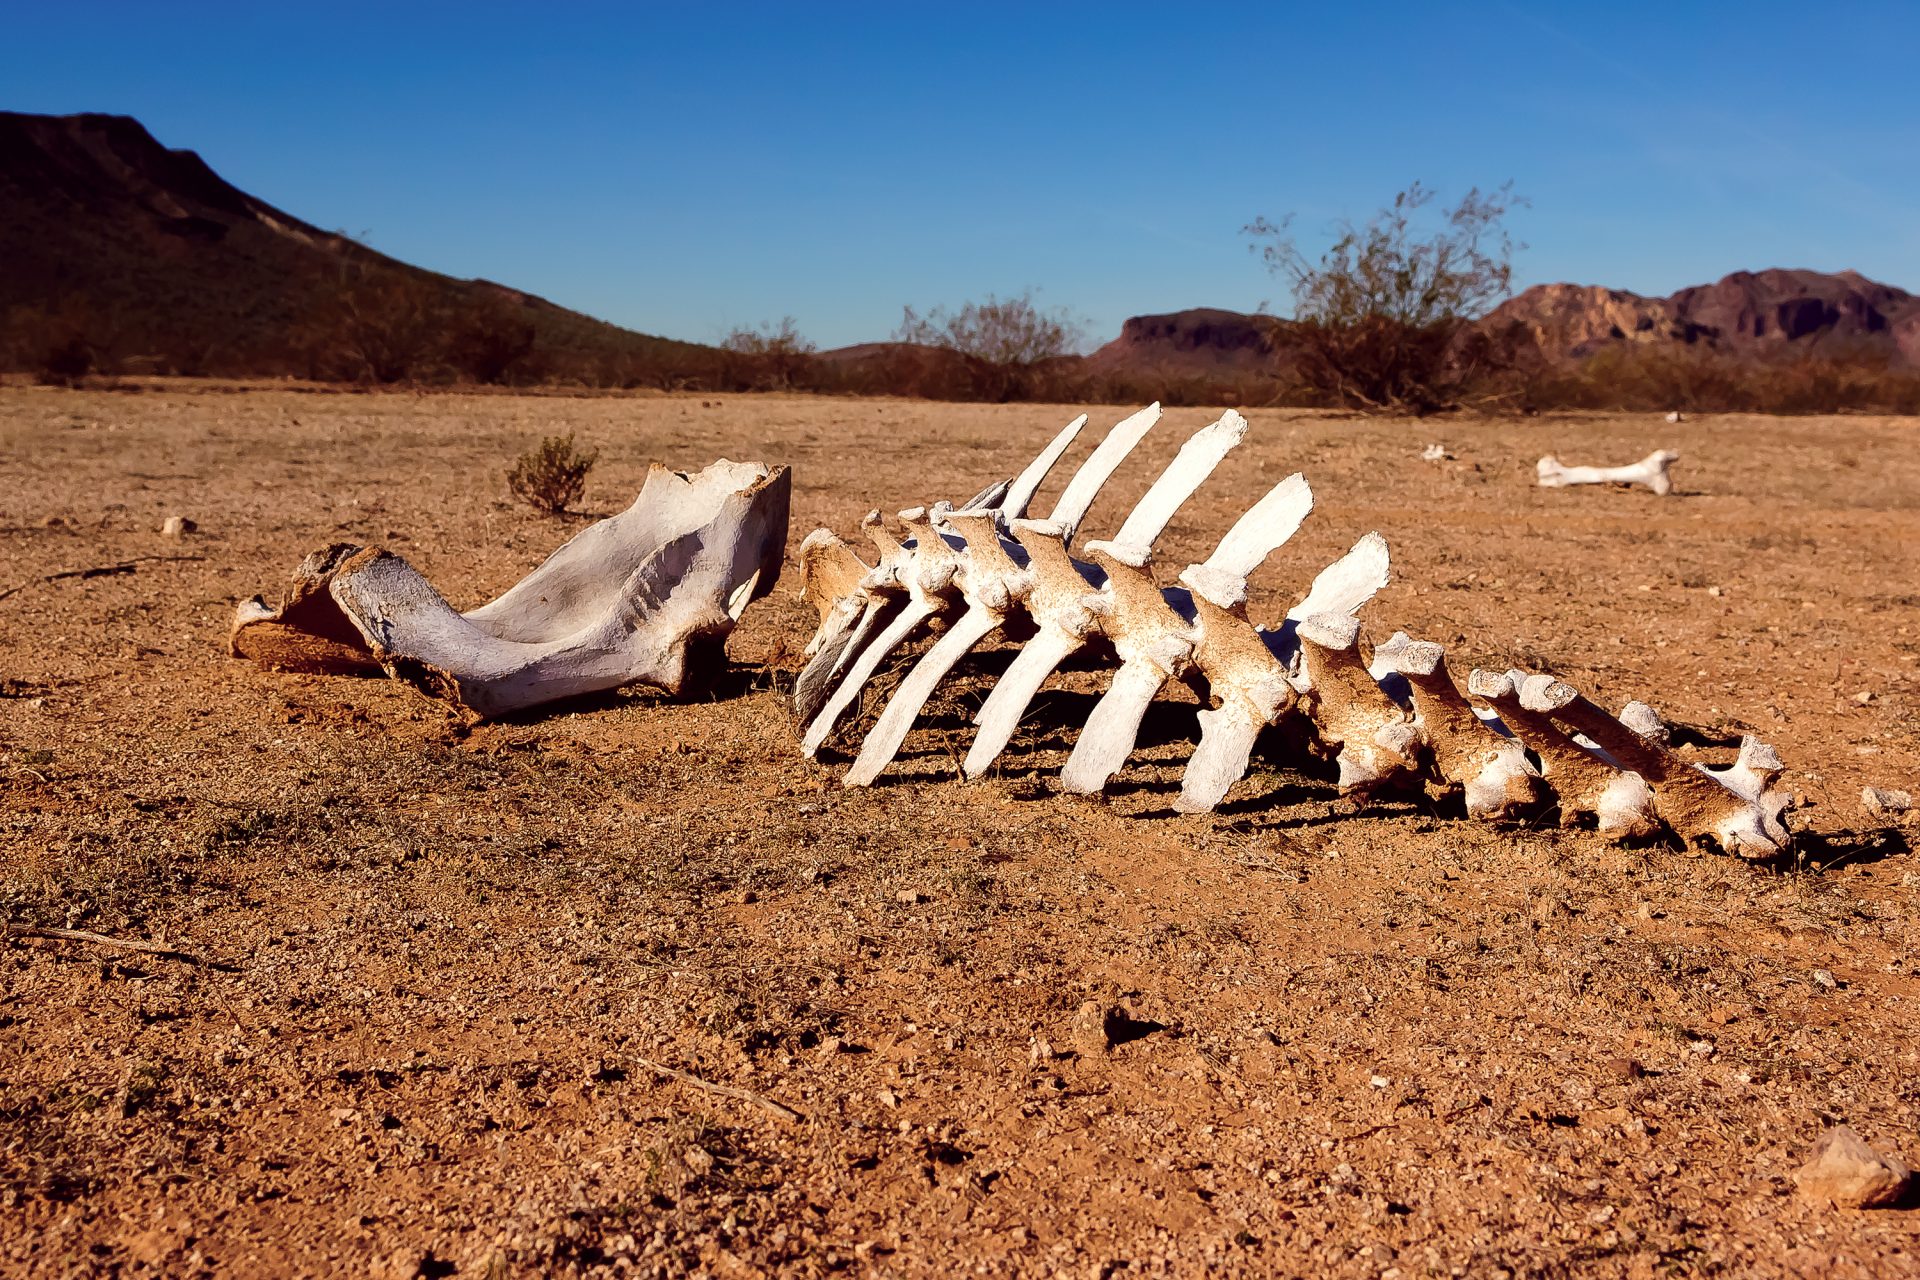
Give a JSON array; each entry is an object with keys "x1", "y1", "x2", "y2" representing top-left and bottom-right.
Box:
[
  {"x1": 0, "y1": 555, "x2": 207, "y2": 602},
  {"x1": 632, "y1": 1055, "x2": 807, "y2": 1124},
  {"x1": 5, "y1": 923, "x2": 207, "y2": 965}
]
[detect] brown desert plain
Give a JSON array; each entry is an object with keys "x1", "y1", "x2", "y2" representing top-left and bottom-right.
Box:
[{"x1": 3, "y1": 384, "x2": 1920, "y2": 1279}]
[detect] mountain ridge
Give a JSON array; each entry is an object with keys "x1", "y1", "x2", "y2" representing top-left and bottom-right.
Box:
[{"x1": 4, "y1": 110, "x2": 1914, "y2": 391}]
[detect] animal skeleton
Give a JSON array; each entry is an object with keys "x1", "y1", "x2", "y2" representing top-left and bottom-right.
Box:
[
  {"x1": 233, "y1": 459, "x2": 790, "y2": 718},
  {"x1": 792, "y1": 410, "x2": 1791, "y2": 858},
  {"x1": 1536, "y1": 449, "x2": 1679, "y2": 495}
]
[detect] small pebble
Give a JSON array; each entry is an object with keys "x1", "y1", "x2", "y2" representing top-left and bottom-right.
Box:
[{"x1": 1070, "y1": 1000, "x2": 1115, "y2": 1059}]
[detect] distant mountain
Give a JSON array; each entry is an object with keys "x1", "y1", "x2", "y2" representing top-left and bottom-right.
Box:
[
  {"x1": 1083, "y1": 308, "x2": 1289, "y2": 378},
  {"x1": 0, "y1": 111, "x2": 717, "y2": 381},
  {"x1": 1078, "y1": 272, "x2": 1920, "y2": 384},
  {"x1": 1483, "y1": 268, "x2": 1920, "y2": 365},
  {"x1": 6, "y1": 111, "x2": 1911, "y2": 397}
]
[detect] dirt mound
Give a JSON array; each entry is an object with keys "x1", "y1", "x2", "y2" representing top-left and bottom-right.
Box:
[
  {"x1": 0, "y1": 111, "x2": 713, "y2": 381},
  {"x1": 1489, "y1": 268, "x2": 1920, "y2": 364}
]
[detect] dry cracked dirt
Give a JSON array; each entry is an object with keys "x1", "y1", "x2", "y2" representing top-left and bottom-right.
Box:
[{"x1": 3, "y1": 384, "x2": 1919, "y2": 1278}]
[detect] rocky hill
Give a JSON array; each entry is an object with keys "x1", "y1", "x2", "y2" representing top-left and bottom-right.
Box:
[
  {"x1": 1484, "y1": 269, "x2": 1920, "y2": 365},
  {"x1": 1083, "y1": 308, "x2": 1290, "y2": 378},
  {"x1": 0, "y1": 111, "x2": 716, "y2": 381}
]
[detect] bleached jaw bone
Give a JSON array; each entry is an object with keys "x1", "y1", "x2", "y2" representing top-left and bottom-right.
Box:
[
  {"x1": 233, "y1": 459, "x2": 790, "y2": 719},
  {"x1": 792, "y1": 408, "x2": 1795, "y2": 859},
  {"x1": 1536, "y1": 449, "x2": 1679, "y2": 496}
]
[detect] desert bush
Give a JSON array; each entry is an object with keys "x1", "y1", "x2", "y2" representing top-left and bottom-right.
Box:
[
  {"x1": 36, "y1": 334, "x2": 94, "y2": 386},
  {"x1": 1496, "y1": 343, "x2": 1920, "y2": 415},
  {"x1": 893, "y1": 290, "x2": 1084, "y2": 400},
  {"x1": 450, "y1": 296, "x2": 538, "y2": 385},
  {"x1": 508, "y1": 433, "x2": 598, "y2": 515},
  {"x1": 721, "y1": 317, "x2": 816, "y2": 390},
  {"x1": 1246, "y1": 182, "x2": 1525, "y2": 413},
  {"x1": 298, "y1": 258, "x2": 445, "y2": 384},
  {"x1": 2, "y1": 298, "x2": 122, "y2": 385}
]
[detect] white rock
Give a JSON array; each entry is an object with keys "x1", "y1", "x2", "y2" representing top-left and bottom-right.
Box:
[
  {"x1": 1862, "y1": 787, "x2": 1912, "y2": 816},
  {"x1": 1794, "y1": 1125, "x2": 1912, "y2": 1208}
]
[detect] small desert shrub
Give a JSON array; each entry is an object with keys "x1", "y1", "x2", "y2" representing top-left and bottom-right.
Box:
[{"x1": 508, "y1": 433, "x2": 598, "y2": 515}]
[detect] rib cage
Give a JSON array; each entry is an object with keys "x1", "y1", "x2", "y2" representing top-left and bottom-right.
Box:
[{"x1": 790, "y1": 407, "x2": 1794, "y2": 859}]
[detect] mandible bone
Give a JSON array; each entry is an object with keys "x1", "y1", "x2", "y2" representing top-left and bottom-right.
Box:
[{"x1": 233, "y1": 459, "x2": 790, "y2": 718}]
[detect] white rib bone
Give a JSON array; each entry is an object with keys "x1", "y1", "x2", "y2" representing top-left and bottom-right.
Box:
[
  {"x1": 1057, "y1": 541, "x2": 1196, "y2": 794},
  {"x1": 800, "y1": 505, "x2": 962, "y2": 755},
  {"x1": 1047, "y1": 403, "x2": 1162, "y2": 537},
  {"x1": 1536, "y1": 449, "x2": 1679, "y2": 495},
  {"x1": 1059, "y1": 470, "x2": 1331, "y2": 798},
  {"x1": 802, "y1": 408, "x2": 1164, "y2": 755},
  {"x1": 844, "y1": 411, "x2": 1248, "y2": 785},
  {"x1": 1003, "y1": 415, "x2": 1088, "y2": 521},
  {"x1": 793, "y1": 412, "x2": 1088, "y2": 724},
  {"x1": 1169, "y1": 475, "x2": 1316, "y2": 811}
]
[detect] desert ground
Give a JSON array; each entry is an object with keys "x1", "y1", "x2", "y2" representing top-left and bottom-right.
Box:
[{"x1": 2, "y1": 384, "x2": 1918, "y2": 1278}]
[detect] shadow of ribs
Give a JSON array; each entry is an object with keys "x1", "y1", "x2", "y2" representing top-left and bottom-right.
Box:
[{"x1": 792, "y1": 406, "x2": 1792, "y2": 859}]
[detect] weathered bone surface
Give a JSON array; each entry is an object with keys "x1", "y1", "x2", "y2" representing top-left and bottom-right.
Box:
[
  {"x1": 790, "y1": 409, "x2": 1794, "y2": 858},
  {"x1": 234, "y1": 459, "x2": 790, "y2": 718},
  {"x1": 1371, "y1": 633, "x2": 1545, "y2": 819},
  {"x1": 1536, "y1": 449, "x2": 1680, "y2": 495}
]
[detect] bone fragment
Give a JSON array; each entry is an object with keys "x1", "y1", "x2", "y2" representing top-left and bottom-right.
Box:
[
  {"x1": 1466, "y1": 670, "x2": 1659, "y2": 839},
  {"x1": 1536, "y1": 449, "x2": 1679, "y2": 495},
  {"x1": 233, "y1": 460, "x2": 789, "y2": 717},
  {"x1": 1515, "y1": 675, "x2": 1790, "y2": 857},
  {"x1": 1370, "y1": 633, "x2": 1545, "y2": 819},
  {"x1": 1293, "y1": 614, "x2": 1422, "y2": 797}
]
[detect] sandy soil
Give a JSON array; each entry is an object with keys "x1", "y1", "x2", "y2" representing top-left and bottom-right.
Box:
[{"x1": 2, "y1": 384, "x2": 1918, "y2": 1278}]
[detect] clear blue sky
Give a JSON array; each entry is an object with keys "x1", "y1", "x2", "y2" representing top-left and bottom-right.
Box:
[{"x1": 7, "y1": 2, "x2": 1917, "y2": 350}]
